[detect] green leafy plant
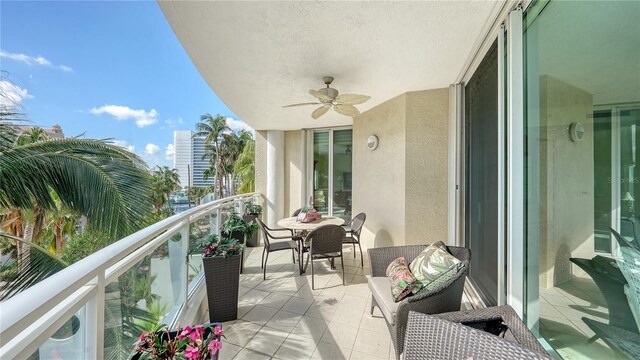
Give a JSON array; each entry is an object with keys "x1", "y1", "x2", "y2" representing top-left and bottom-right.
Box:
[
  {"x1": 133, "y1": 323, "x2": 224, "y2": 359},
  {"x1": 222, "y1": 213, "x2": 258, "y2": 238},
  {"x1": 199, "y1": 234, "x2": 244, "y2": 258},
  {"x1": 242, "y1": 202, "x2": 262, "y2": 216}
]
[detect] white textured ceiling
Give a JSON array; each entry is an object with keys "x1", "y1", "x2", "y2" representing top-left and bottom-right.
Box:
[{"x1": 159, "y1": 0, "x2": 500, "y2": 130}]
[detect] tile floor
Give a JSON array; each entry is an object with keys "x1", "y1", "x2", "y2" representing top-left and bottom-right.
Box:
[
  {"x1": 538, "y1": 276, "x2": 629, "y2": 359},
  {"x1": 205, "y1": 245, "x2": 470, "y2": 360}
]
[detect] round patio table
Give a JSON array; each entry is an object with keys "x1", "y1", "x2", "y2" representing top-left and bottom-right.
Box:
[
  {"x1": 277, "y1": 216, "x2": 345, "y2": 231},
  {"x1": 277, "y1": 216, "x2": 345, "y2": 273}
]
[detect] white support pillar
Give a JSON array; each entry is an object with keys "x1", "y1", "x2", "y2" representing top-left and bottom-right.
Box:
[
  {"x1": 266, "y1": 130, "x2": 285, "y2": 227},
  {"x1": 300, "y1": 130, "x2": 308, "y2": 207}
]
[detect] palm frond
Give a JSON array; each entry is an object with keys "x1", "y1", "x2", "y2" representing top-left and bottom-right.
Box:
[
  {"x1": 0, "y1": 138, "x2": 152, "y2": 238},
  {"x1": 0, "y1": 232, "x2": 69, "y2": 300}
]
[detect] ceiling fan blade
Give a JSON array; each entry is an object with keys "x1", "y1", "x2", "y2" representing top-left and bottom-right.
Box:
[
  {"x1": 335, "y1": 94, "x2": 371, "y2": 105},
  {"x1": 334, "y1": 104, "x2": 360, "y2": 117},
  {"x1": 311, "y1": 105, "x2": 331, "y2": 119},
  {"x1": 282, "y1": 102, "x2": 321, "y2": 108},
  {"x1": 309, "y1": 89, "x2": 333, "y2": 102}
]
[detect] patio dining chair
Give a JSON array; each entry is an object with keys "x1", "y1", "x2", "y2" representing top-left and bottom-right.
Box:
[
  {"x1": 303, "y1": 224, "x2": 346, "y2": 289},
  {"x1": 342, "y1": 212, "x2": 366, "y2": 267},
  {"x1": 256, "y1": 218, "x2": 300, "y2": 280}
]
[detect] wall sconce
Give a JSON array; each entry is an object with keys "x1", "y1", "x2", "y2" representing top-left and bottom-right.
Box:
[
  {"x1": 367, "y1": 135, "x2": 379, "y2": 150},
  {"x1": 569, "y1": 122, "x2": 584, "y2": 142}
]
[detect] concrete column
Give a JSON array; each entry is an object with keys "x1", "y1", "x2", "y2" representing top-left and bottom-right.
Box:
[
  {"x1": 266, "y1": 130, "x2": 284, "y2": 227},
  {"x1": 300, "y1": 130, "x2": 308, "y2": 206}
]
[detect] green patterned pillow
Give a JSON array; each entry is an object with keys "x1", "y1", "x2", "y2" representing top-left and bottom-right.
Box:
[
  {"x1": 386, "y1": 257, "x2": 420, "y2": 302},
  {"x1": 410, "y1": 241, "x2": 464, "y2": 293}
]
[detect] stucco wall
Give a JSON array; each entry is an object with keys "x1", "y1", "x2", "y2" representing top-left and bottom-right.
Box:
[
  {"x1": 284, "y1": 130, "x2": 302, "y2": 217},
  {"x1": 353, "y1": 94, "x2": 407, "y2": 248},
  {"x1": 537, "y1": 75, "x2": 594, "y2": 288},
  {"x1": 255, "y1": 131, "x2": 268, "y2": 216},
  {"x1": 256, "y1": 89, "x2": 450, "y2": 249},
  {"x1": 405, "y1": 89, "x2": 450, "y2": 245}
]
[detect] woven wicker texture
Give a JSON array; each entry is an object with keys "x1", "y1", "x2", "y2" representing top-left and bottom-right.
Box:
[
  {"x1": 306, "y1": 225, "x2": 347, "y2": 289},
  {"x1": 368, "y1": 245, "x2": 471, "y2": 359},
  {"x1": 203, "y1": 255, "x2": 241, "y2": 323},
  {"x1": 431, "y1": 305, "x2": 547, "y2": 355},
  {"x1": 403, "y1": 311, "x2": 552, "y2": 360},
  {"x1": 343, "y1": 213, "x2": 366, "y2": 267},
  {"x1": 256, "y1": 218, "x2": 299, "y2": 280}
]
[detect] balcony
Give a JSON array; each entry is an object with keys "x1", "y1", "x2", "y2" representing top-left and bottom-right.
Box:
[{"x1": 0, "y1": 193, "x2": 471, "y2": 360}]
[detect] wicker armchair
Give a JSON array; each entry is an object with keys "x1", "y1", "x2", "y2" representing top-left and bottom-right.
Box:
[
  {"x1": 404, "y1": 308, "x2": 552, "y2": 359},
  {"x1": 367, "y1": 245, "x2": 471, "y2": 360}
]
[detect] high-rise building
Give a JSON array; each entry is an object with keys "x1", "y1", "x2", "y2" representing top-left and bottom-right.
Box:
[{"x1": 173, "y1": 130, "x2": 214, "y2": 188}]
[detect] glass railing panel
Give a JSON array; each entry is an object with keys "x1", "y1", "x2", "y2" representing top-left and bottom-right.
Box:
[
  {"x1": 33, "y1": 307, "x2": 86, "y2": 360},
  {"x1": 103, "y1": 236, "x2": 185, "y2": 358},
  {"x1": 188, "y1": 213, "x2": 214, "y2": 292}
]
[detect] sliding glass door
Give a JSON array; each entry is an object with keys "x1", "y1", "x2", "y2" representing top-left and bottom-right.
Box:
[
  {"x1": 524, "y1": 0, "x2": 640, "y2": 358},
  {"x1": 464, "y1": 40, "x2": 500, "y2": 306},
  {"x1": 312, "y1": 128, "x2": 353, "y2": 222}
]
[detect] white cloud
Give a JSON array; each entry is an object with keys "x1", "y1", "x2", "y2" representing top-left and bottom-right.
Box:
[
  {"x1": 165, "y1": 144, "x2": 175, "y2": 160},
  {"x1": 111, "y1": 139, "x2": 135, "y2": 152},
  {"x1": 90, "y1": 104, "x2": 158, "y2": 128},
  {"x1": 0, "y1": 80, "x2": 34, "y2": 107},
  {"x1": 225, "y1": 117, "x2": 254, "y2": 135},
  {"x1": 0, "y1": 50, "x2": 73, "y2": 72},
  {"x1": 145, "y1": 143, "x2": 160, "y2": 156},
  {"x1": 164, "y1": 117, "x2": 184, "y2": 128}
]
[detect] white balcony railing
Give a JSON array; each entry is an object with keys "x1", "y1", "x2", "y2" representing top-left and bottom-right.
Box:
[{"x1": 0, "y1": 192, "x2": 261, "y2": 359}]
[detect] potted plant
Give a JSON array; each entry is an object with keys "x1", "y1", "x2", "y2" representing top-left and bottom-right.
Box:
[
  {"x1": 132, "y1": 323, "x2": 224, "y2": 360},
  {"x1": 222, "y1": 212, "x2": 258, "y2": 245},
  {"x1": 242, "y1": 202, "x2": 263, "y2": 247},
  {"x1": 199, "y1": 234, "x2": 245, "y2": 322}
]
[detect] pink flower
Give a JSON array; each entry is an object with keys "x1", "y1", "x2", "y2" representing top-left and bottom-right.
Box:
[
  {"x1": 208, "y1": 339, "x2": 223, "y2": 355},
  {"x1": 178, "y1": 326, "x2": 192, "y2": 340},
  {"x1": 214, "y1": 326, "x2": 224, "y2": 337},
  {"x1": 184, "y1": 345, "x2": 199, "y2": 359},
  {"x1": 135, "y1": 331, "x2": 146, "y2": 344},
  {"x1": 204, "y1": 248, "x2": 210, "y2": 255},
  {"x1": 190, "y1": 326, "x2": 204, "y2": 341}
]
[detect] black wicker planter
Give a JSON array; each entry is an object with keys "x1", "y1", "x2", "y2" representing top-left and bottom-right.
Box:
[
  {"x1": 203, "y1": 255, "x2": 241, "y2": 323},
  {"x1": 243, "y1": 214, "x2": 260, "y2": 247}
]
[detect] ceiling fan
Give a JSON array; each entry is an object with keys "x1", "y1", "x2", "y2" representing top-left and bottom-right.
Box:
[{"x1": 283, "y1": 76, "x2": 371, "y2": 119}]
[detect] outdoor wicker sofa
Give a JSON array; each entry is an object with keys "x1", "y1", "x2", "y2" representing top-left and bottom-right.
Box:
[
  {"x1": 367, "y1": 245, "x2": 471, "y2": 360},
  {"x1": 403, "y1": 307, "x2": 552, "y2": 359}
]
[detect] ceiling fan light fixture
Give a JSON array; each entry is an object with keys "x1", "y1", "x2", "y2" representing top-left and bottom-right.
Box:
[
  {"x1": 283, "y1": 76, "x2": 370, "y2": 119},
  {"x1": 319, "y1": 87, "x2": 339, "y2": 100}
]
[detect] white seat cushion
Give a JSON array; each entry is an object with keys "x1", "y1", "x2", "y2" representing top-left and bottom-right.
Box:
[{"x1": 368, "y1": 276, "x2": 400, "y2": 325}]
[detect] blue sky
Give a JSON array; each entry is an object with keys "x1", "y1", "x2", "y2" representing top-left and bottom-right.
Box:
[{"x1": 0, "y1": 0, "x2": 252, "y2": 167}]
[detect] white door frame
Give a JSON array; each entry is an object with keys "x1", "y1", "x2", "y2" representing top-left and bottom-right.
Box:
[{"x1": 307, "y1": 127, "x2": 353, "y2": 217}]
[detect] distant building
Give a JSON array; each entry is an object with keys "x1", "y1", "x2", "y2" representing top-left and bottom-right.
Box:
[
  {"x1": 12, "y1": 124, "x2": 64, "y2": 139},
  {"x1": 173, "y1": 130, "x2": 214, "y2": 188}
]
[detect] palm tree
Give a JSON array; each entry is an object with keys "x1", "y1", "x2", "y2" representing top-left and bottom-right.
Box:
[
  {"x1": 220, "y1": 130, "x2": 253, "y2": 195},
  {"x1": 16, "y1": 126, "x2": 48, "y2": 145},
  {"x1": 234, "y1": 139, "x2": 255, "y2": 193},
  {"x1": 151, "y1": 166, "x2": 180, "y2": 214},
  {"x1": 194, "y1": 114, "x2": 230, "y2": 199}
]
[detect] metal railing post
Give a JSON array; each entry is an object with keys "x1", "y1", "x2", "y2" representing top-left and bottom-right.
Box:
[
  {"x1": 85, "y1": 273, "x2": 105, "y2": 359},
  {"x1": 179, "y1": 222, "x2": 190, "y2": 306}
]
